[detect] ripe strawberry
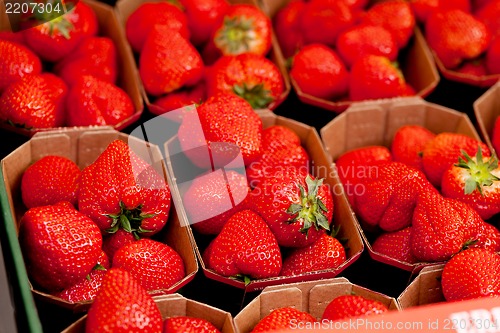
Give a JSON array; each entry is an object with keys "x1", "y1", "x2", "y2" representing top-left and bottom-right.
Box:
[
  {"x1": 281, "y1": 232, "x2": 346, "y2": 276},
  {"x1": 486, "y1": 38, "x2": 500, "y2": 74},
  {"x1": 426, "y1": 9, "x2": 491, "y2": 69},
  {"x1": 250, "y1": 168, "x2": 334, "y2": 247},
  {"x1": 349, "y1": 55, "x2": 407, "y2": 101},
  {"x1": 475, "y1": 0, "x2": 500, "y2": 40},
  {"x1": 97, "y1": 250, "x2": 110, "y2": 269},
  {"x1": 0, "y1": 73, "x2": 67, "y2": 129},
  {"x1": 85, "y1": 268, "x2": 162, "y2": 333},
  {"x1": 0, "y1": 31, "x2": 26, "y2": 45},
  {"x1": 125, "y1": 1, "x2": 189, "y2": 53},
  {"x1": 21, "y1": 155, "x2": 80, "y2": 208},
  {"x1": 321, "y1": 295, "x2": 388, "y2": 321},
  {"x1": 337, "y1": 0, "x2": 369, "y2": 11},
  {"x1": 250, "y1": 307, "x2": 317, "y2": 333},
  {"x1": 391, "y1": 125, "x2": 436, "y2": 171},
  {"x1": 259, "y1": 125, "x2": 301, "y2": 148},
  {"x1": 336, "y1": 24, "x2": 399, "y2": 68},
  {"x1": 421, "y1": 132, "x2": 490, "y2": 188},
  {"x1": 19, "y1": 203, "x2": 102, "y2": 291},
  {"x1": 441, "y1": 248, "x2": 500, "y2": 302},
  {"x1": 102, "y1": 229, "x2": 137, "y2": 265},
  {"x1": 181, "y1": 0, "x2": 229, "y2": 47},
  {"x1": 206, "y1": 54, "x2": 284, "y2": 109},
  {"x1": 409, "y1": 0, "x2": 471, "y2": 23},
  {"x1": 78, "y1": 140, "x2": 172, "y2": 236},
  {"x1": 54, "y1": 37, "x2": 117, "y2": 86},
  {"x1": 177, "y1": 93, "x2": 263, "y2": 168},
  {"x1": 140, "y1": 26, "x2": 204, "y2": 96},
  {"x1": 203, "y1": 210, "x2": 282, "y2": 280},
  {"x1": 456, "y1": 59, "x2": 489, "y2": 77},
  {"x1": 0, "y1": 40, "x2": 41, "y2": 92},
  {"x1": 151, "y1": 84, "x2": 205, "y2": 117},
  {"x1": 273, "y1": 0, "x2": 306, "y2": 58},
  {"x1": 53, "y1": 265, "x2": 107, "y2": 303},
  {"x1": 290, "y1": 44, "x2": 349, "y2": 100},
  {"x1": 474, "y1": 222, "x2": 500, "y2": 252},
  {"x1": 22, "y1": 1, "x2": 98, "y2": 62},
  {"x1": 371, "y1": 227, "x2": 417, "y2": 264},
  {"x1": 113, "y1": 239, "x2": 184, "y2": 291},
  {"x1": 163, "y1": 317, "x2": 221, "y2": 333}
]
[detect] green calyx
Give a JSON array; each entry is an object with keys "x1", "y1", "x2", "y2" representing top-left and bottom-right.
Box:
[
  {"x1": 105, "y1": 201, "x2": 155, "y2": 238},
  {"x1": 455, "y1": 147, "x2": 500, "y2": 196},
  {"x1": 233, "y1": 83, "x2": 274, "y2": 109},
  {"x1": 28, "y1": 0, "x2": 76, "y2": 39},
  {"x1": 231, "y1": 274, "x2": 252, "y2": 286},
  {"x1": 286, "y1": 175, "x2": 330, "y2": 236},
  {"x1": 215, "y1": 16, "x2": 255, "y2": 54}
]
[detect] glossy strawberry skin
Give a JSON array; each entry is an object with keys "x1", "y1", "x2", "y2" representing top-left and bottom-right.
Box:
[
  {"x1": 391, "y1": 125, "x2": 436, "y2": 171},
  {"x1": 274, "y1": 0, "x2": 306, "y2": 58},
  {"x1": 474, "y1": 222, "x2": 500, "y2": 252},
  {"x1": 181, "y1": 0, "x2": 229, "y2": 47},
  {"x1": 0, "y1": 40, "x2": 41, "y2": 92},
  {"x1": 53, "y1": 268, "x2": 107, "y2": 303},
  {"x1": 102, "y1": 229, "x2": 137, "y2": 265},
  {"x1": 163, "y1": 316, "x2": 221, "y2": 333},
  {"x1": 475, "y1": 0, "x2": 500, "y2": 40},
  {"x1": 409, "y1": 0, "x2": 471, "y2": 23},
  {"x1": 486, "y1": 38, "x2": 500, "y2": 75},
  {"x1": 0, "y1": 31, "x2": 26, "y2": 45},
  {"x1": 372, "y1": 227, "x2": 417, "y2": 264},
  {"x1": 151, "y1": 84, "x2": 206, "y2": 117},
  {"x1": 251, "y1": 307, "x2": 317, "y2": 333},
  {"x1": 456, "y1": 59, "x2": 489, "y2": 77},
  {"x1": 321, "y1": 295, "x2": 388, "y2": 321}
]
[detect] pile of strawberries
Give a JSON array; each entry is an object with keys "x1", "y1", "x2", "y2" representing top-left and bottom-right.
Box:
[{"x1": 0, "y1": 2, "x2": 135, "y2": 130}]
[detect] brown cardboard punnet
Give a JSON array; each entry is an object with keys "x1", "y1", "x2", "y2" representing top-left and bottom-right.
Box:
[
  {"x1": 397, "y1": 265, "x2": 445, "y2": 310},
  {"x1": 257, "y1": 0, "x2": 440, "y2": 113},
  {"x1": 61, "y1": 294, "x2": 236, "y2": 333},
  {"x1": 0, "y1": 128, "x2": 197, "y2": 311},
  {"x1": 320, "y1": 97, "x2": 482, "y2": 272},
  {"x1": 474, "y1": 81, "x2": 500, "y2": 155},
  {"x1": 165, "y1": 109, "x2": 364, "y2": 292},
  {"x1": 0, "y1": 0, "x2": 143, "y2": 136},
  {"x1": 114, "y1": 0, "x2": 291, "y2": 114},
  {"x1": 234, "y1": 277, "x2": 400, "y2": 333}
]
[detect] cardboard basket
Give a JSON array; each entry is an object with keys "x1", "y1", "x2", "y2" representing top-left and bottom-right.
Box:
[
  {"x1": 61, "y1": 293, "x2": 236, "y2": 333},
  {"x1": 0, "y1": 127, "x2": 198, "y2": 312},
  {"x1": 114, "y1": 0, "x2": 290, "y2": 114},
  {"x1": 257, "y1": 0, "x2": 440, "y2": 113},
  {"x1": 234, "y1": 277, "x2": 400, "y2": 333},
  {"x1": 474, "y1": 81, "x2": 500, "y2": 155},
  {"x1": 0, "y1": 0, "x2": 143, "y2": 136},
  {"x1": 397, "y1": 265, "x2": 445, "y2": 311},
  {"x1": 320, "y1": 97, "x2": 482, "y2": 272}
]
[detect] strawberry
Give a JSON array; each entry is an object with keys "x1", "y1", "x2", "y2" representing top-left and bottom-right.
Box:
[
  {"x1": 251, "y1": 307, "x2": 317, "y2": 333},
  {"x1": 456, "y1": 59, "x2": 489, "y2": 77},
  {"x1": 426, "y1": 9, "x2": 491, "y2": 69},
  {"x1": 22, "y1": 1, "x2": 98, "y2": 62},
  {"x1": 250, "y1": 168, "x2": 334, "y2": 248},
  {"x1": 441, "y1": 248, "x2": 500, "y2": 302},
  {"x1": 19, "y1": 203, "x2": 102, "y2": 291},
  {"x1": 409, "y1": 0, "x2": 471, "y2": 23},
  {"x1": 112, "y1": 239, "x2": 184, "y2": 291},
  {"x1": 391, "y1": 125, "x2": 436, "y2": 171},
  {"x1": 21, "y1": 155, "x2": 80, "y2": 209},
  {"x1": 486, "y1": 38, "x2": 500, "y2": 74},
  {"x1": 102, "y1": 229, "x2": 137, "y2": 265},
  {"x1": 85, "y1": 268, "x2": 162, "y2": 333},
  {"x1": 163, "y1": 317, "x2": 221, "y2": 333},
  {"x1": 338, "y1": 0, "x2": 369, "y2": 11},
  {"x1": 349, "y1": 55, "x2": 407, "y2": 101},
  {"x1": 280, "y1": 232, "x2": 346, "y2": 276},
  {"x1": 259, "y1": 125, "x2": 301, "y2": 148},
  {"x1": 321, "y1": 295, "x2": 388, "y2": 321},
  {"x1": 181, "y1": 0, "x2": 229, "y2": 47},
  {"x1": 371, "y1": 227, "x2": 417, "y2": 264},
  {"x1": 474, "y1": 222, "x2": 500, "y2": 252},
  {"x1": 203, "y1": 210, "x2": 282, "y2": 280},
  {"x1": 290, "y1": 44, "x2": 349, "y2": 100},
  {"x1": 125, "y1": 1, "x2": 189, "y2": 53},
  {"x1": 0, "y1": 40, "x2": 41, "y2": 92},
  {"x1": 177, "y1": 93, "x2": 263, "y2": 168},
  {"x1": 421, "y1": 132, "x2": 491, "y2": 188},
  {"x1": 336, "y1": 24, "x2": 399, "y2": 68},
  {"x1": 0, "y1": 73, "x2": 67, "y2": 129},
  {"x1": 475, "y1": 0, "x2": 500, "y2": 40},
  {"x1": 97, "y1": 250, "x2": 110, "y2": 269},
  {"x1": 140, "y1": 26, "x2": 204, "y2": 96},
  {"x1": 206, "y1": 53, "x2": 284, "y2": 109},
  {"x1": 53, "y1": 265, "x2": 107, "y2": 303},
  {"x1": 78, "y1": 140, "x2": 172, "y2": 236},
  {"x1": 0, "y1": 31, "x2": 26, "y2": 45},
  {"x1": 54, "y1": 37, "x2": 117, "y2": 86},
  {"x1": 151, "y1": 84, "x2": 205, "y2": 117},
  {"x1": 273, "y1": 0, "x2": 306, "y2": 58}
]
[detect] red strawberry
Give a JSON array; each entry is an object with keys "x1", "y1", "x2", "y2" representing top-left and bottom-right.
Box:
[
  {"x1": 113, "y1": 239, "x2": 184, "y2": 291},
  {"x1": 486, "y1": 38, "x2": 500, "y2": 74},
  {"x1": 281, "y1": 232, "x2": 346, "y2": 276},
  {"x1": 97, "y1": 251, "x2": 110, "y2": 269},
  {"x1": 441, "y1": 248, "x2": 500, "y2": 302},
  {"x1": 177, "y1": 94, "x2": 263, "y2": 168},
  {"x1": 53, "y1": 265, "x2": 107, "y2": 303},
  {"x1": 19, "y1": 203, "x2": 102, "y2": 291},
  {"x1": 181, "y1": 0, "x2": 229, "y2": 47},
  {"x1": 250, "y1": 168, "x2": 334, "y2": 247},
  {"x1": 0, "y1": 40, "x2": 41, "y2": 92},
  {"x1": 456, "y1": 59, "x2": 489, "y2": 77},
  {"x1": 85, "y1": 268, "x2": 162, "y2": 333},
  {"x1": 290, "y1": 44, "x2": 349, "y2": 100},
  {"x1": 125, "y1": 2, "x2": 189, "y2": 53},
  {"x1": 371, "y1": 227, "x2": 417, "y2": 264},
  {"x1": 321, "y1": 295, "x2": 388, "y2": 321},
  {"x1": 22, "y1": 1, "x2": 98, "y2": 62},
  {"x1": 0, "y1": 73, "x2": 67, "y2": 129},
  {"x1": 474, "y1": 222, "x2": 500, "y2": 252},
  {"x1": 140, "y1": 27, "x2": 204, "y2": 96},
  {"x1": 426, "y1": 9, "x2": 491, "y2": 69},
  {"x1": 409, "y1": 0, "x2": 471, "y2": 23},
  {"x1": 151, "y1": 84, "x2": 205, "y2": 117},
  {"x1": 21, "y1": 155, "x2": 80, "y2": 208},
  {"x1": 163, "y1": 317, "x2": 221, "y2": 333},
  {"x1": 203, "y1": 210, "x2": 282, "y2": 280},
  {"x1": 206, "y1": 54, "x2": 284, "y2": 109},
  {"x1": 102, "y1": 229, "x2": 137, "y2": 265},
  {"x1": 259, "y1": 125, "x2": 301, "y2": 148},
  {"x1": 492, "y1": 117, "x2": 500, "y2": 154},
  {"x1": 421, "y1": 132, "x2": 490, "y2": 188},
  {"x1": 66, "y1": 75, "x2": 134, "y2": 126},
  {"x1": 349, "y1": 55, "x2": 407, "y2": 101},
  {"x1": 78, "y1": 140, "x2": 172, "y2": 236},
  {"x1": 273, "y1": 0, "x2": 306, "y2": 58},
  {"x1": 475, "y1": 0, "x2": 500, "y2": 40},
  {"x1": 337, "y1": 0, "x2": 369, "y2": 11},
  {"x1": 337, "y1": 24, "x2": 398, "y2": 68},
  {"x1": 391, "y1": 125, "x2": 436, "y2": 171},
  {"x1": 250, "y1": 307, "x2": 317, "y2": 333},
  {"x1": 0, "y1": 31, "x2": 26, "y2": 45},
  {"x1": 54, "y1": 37, "x2": 117, "y2": 86}
]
